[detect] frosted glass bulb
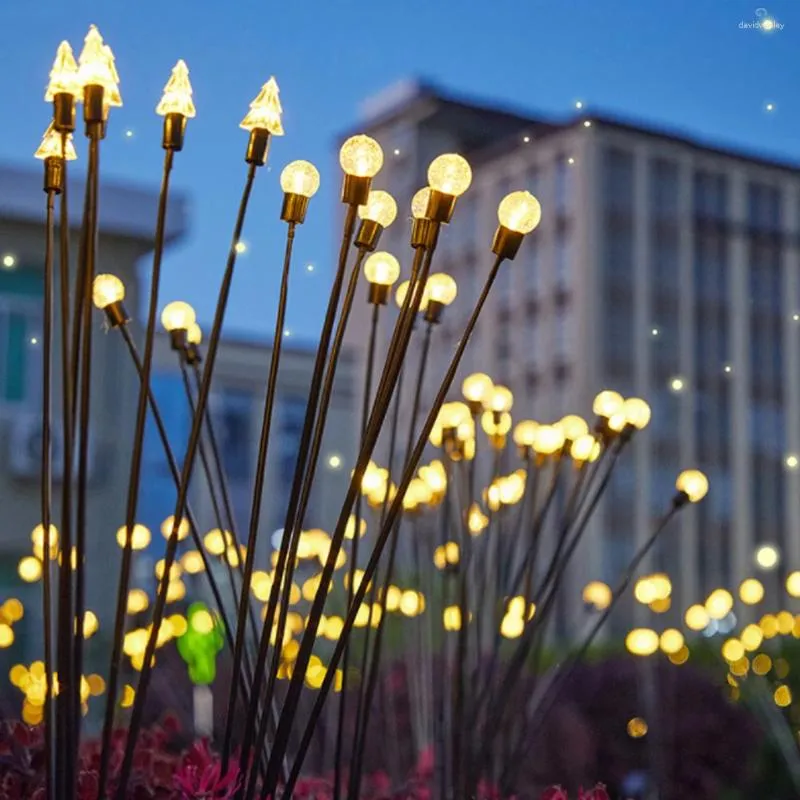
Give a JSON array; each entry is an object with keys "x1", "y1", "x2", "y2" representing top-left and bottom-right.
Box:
[
  {"x1": 339, "y1": 135, "x2": 383, "y2": 178},
  {"x1": 426, "y1": 273, "x2": 457, "y2": 306},
  {"x1": 559, "y1": 415, "x2": 589, "y2": 441},
  {"x1": 428, "y1": 154, "x2": 472, "y2": 197},
  {"x1": 676, "y1": 470, "x2": 709, "y2": 503},
  {"x1": 533, "y1": 425, "x2": 565, "y2": 455},
  {"x1": 358, "y1": 190, "x2": 397, "y2": 227},
  {"x1": 571, "y1": 434, "x2": 600, "y2": 463},
  {"x1": 489, "y1": 385, "x2": 514, "y2": 413},
  {"x1": 395, "y1": 279, "x2": 430, "y2": 312},
  {"x1": 92, "y1": 274, "x2": 125, "y2": 309},
  {"x1": 593, "y1": 389, "x2": 623, "y2": 418},
  {"x1": 462, "y1": 373, "x2": 494, "y2": 404},
  {"x1": 187, "y1": 323, "x2": 202, "y2": 346},
  {"x1": 623, "y1": 397, "x2": 651, "y2": 430},
  {"x1": 513, "y1": 420, "x2": 539, "y2": 447},
  {"x1": 116, "y1": 524, "x2": 151, "y2": 551},
  {"x1": 363, "y1": 252, "x2": 401, "y2": 287},
  {"x1": 161, "y1": 301, "x2": 196, "y2": 332},
  {"x1": 497, "y1": 191, "x2": 542, "y2": 234},
  {"x1": 411, "y1": 188, "x2": 431, "y2": 219},
  {"x1": 280, "y1": 160, "x2": 321, "y2": 198}
]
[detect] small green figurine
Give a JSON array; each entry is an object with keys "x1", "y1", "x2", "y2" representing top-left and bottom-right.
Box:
[{"x1": 177, "y1": 602, "x2": 225, "y2": 685}]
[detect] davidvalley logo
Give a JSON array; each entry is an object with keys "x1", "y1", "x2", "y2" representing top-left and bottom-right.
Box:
[{"x1": 739, "y1": 7, "x2": 784, "y2": 32}]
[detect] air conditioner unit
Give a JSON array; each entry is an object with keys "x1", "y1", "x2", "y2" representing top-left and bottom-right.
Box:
[{"x1": 7, "y1": 414, "x2": 95, "y2": 482}]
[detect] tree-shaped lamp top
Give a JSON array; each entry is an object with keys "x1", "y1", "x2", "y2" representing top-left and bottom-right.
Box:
[
  {"x1": 35, "y1": 122, "x2": 78, "y2": 161},
  {"x1": 239, "y1": 76, "x2": 284, "y2": 135},
  {"x1": 77, "y1": 24, "x2": 122, "y2": 106},
  {"x1": 45, "y1": 41, "x2": 80, "y2": 101},
  {"x1": 156, "y1": 59, "x2": 196, "y2": 118}
]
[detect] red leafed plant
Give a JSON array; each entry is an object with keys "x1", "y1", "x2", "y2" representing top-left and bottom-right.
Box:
[{"x1": 540, "y1": 786, "x2": 610, "y2": 800}]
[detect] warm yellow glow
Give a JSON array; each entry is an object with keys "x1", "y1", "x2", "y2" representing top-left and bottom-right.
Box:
[
  {"x1": 634, "y1": 578, "x2": 657, "y2": 605},
  {"x1": 31, "y1": 524, "x2": 59, "y2": 561},
  {"x1": 166, "y1": 580, "x2": 186, "y2": 604},
  {"x1": 761, "y1": 614, "x2": 779, "y2": 638},
  {"x1": 18, "y1": 556, "x2": 42, "y2": 583},
  {"x1": 627, "y1": 717, "x2": 648, "y2": 738},
  {"x1": 0, "y1": 625, "x2": 15, "y2": 649},
  {"x1": 481, "y1": 410, "x2": 512, "y2": 437},
  {"x1": 675, "y1": 470, "x2": 709, "y2": 503},
  {"x1": 730, "y1": 656, "x2": 750, "y2": 677},
  {"x1": 705, "y1": 588, "x2": 733, "y2": 620},
  {"x1": 364, "y1": 252, "x2": 401, "y2": 286},
  {"x1": 443, "y1": 606, "x2": 462, "y2": 631},
  {"x1": 532, "y1": 425, "x2": 565, "y2": 456},
  {"x1": 160, "y1": 515, "x2": 190, "y2": 542},
  {"x1": 571, "y1": 434, "x2": 600, "y2": 463},
  {"x1": 181, "y1": 550, "x2": 205, "y2": 574},
  {"x1": 419, "y1": 461, "x2": 447, "y2": 494},
  {"x1": 777, "y1": 610, "x2": 794, "y2": 635},
  {"x1": 488, "y1": 385, "x2": 514, "y2": 413},
  {"x1": 156, "y1": 59, "x2": 196, "y2": 118},
  {"x1": 512, "y1": 420, "x2": 538, "y2": 448},
  {"x1": 775, "y1": 684, "x2": 792, "y2": 707},
  {"x1": 82, "y1": 610, "x2": 99, "y2": 639},
  {"x1": 462, "y1": 373, "x2": 493, "y2": 407},
  {"x1": 399, "y1": 590, "x2": 422, "y2": 617},
  {"x1": 786, "y1": 571, "x2": 800, "y2": 597},
  {"x1": 467, "y1": 503, "x2": 489, "y2": 535},
  {"x1": 339, "y1": 135, "x2": 383, "y2": 177},
  {"x1": 625, "y1": 628, "x2": 659, "y2": 656},
  {"x1": 592, "y1": 389, "x2": 624, "y2": 419},
  {"x1": 280, "y1": 160, "x2": 321, "y2": 198},
  {"x1": 187, "y1": 323, "x2": 202, "y2": 346},
  {"x1": 500, "y1": 614, "x2": 525, "y2": 639},
  {"x1": 741, "y1": 624, "x2": 764, "y2": 652},
  {"x1": 240, "y1": 77, "x2": 284, "y2": 134},
  {"x1": 582, "y1": 581, "x2": 612, "y2": 610},
  {"x1": 753, "y1": 653, "x2": 772, "y2": 675},
  {"x1": 607, "y1": 413, "x2": 627, "y2": 433},
  {"x1": 659, "y1": 629, "x2": 684, "y2": 655},
  {"x1": 345, "y1": 515, "x2": 367, "y2": 540},
  {"x1": 558, "y1": 415, "x2": 589, "y2": 442},
  {"x1": 92, "y1": 274, "x2": 125, "y2": 309},
  {"x1": 411, "y1": 187, "x2": 432, "y2": 219},
  {"x1": 623, "y1": 398, "x2": 651, "y2": 430},
  {"x1": 426, "y1": 273, "x2": 458, "y2": 306},
  {"x1": 358, "y1": 190, "x2": 397, "y2": 227},
  {"x1": 45, "y1": 41, "x2": 80, "y2": 100},
  {"x1": 35, "y1": 123, "x2": 78, "y2": 161},
  {"x1": 394, "y1": 279, "x2": 430, "y2": 312},
  {"x1": 669, "y1": 645, "x2": 690, "y2": 666},
  {"x1": 161, "y1": 301, "x2": 196, "y2": 332},
  {"x1": 739, "y1": 578, "x2": 765, "y2": 605},
  {"x1": 649, "y1": 574, "x2": 672, "y2": 600},
  {"x1": 126, "y1": 589, "x2": 149, "y2": 615},
  {"x1": 755, "y1": 544, "x2": 780, "y2": 570},
  {"x1": 3, "y1": 600, "x2": 23, "y2": 623},
  {"x1": 121, "y1": 684, "x2": 135, "y2": 708},
  {"x1": 154, "y1": 559, "x2": 182, "y2": 582},
  {"x1": 497, "y1": 190, "x2": 542, "y2": 234},
  {"x1": 77, "y1": 25, "x2": 122, "y2": 105},
  {"x1": 203, "y1": 528, "x2": 230, "y2": 555},
  {"x1": 427, "y1": 153, "x2": 472, "y2": 197},
  {"x1": 720, "y1": 638, "x2": 744, "y2": 663},
  {"x1": 116, "y1": 524, "x2": 151, "y2": 551},
  {"x1": 191, "y1": 609, "x2": 214, "y2": 635},
  {"x1": 649, "y1": 596, "x2": 671, "y2": 614}
]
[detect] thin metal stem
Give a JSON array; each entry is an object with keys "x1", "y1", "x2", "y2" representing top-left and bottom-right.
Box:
[
  {"x1": 116, "y1": 163, "x2": 258, "y2": 799},
  {"x1": 222, "y1": 223, "x2": 296, "y2": 770},
  {"x1": 97, "y1": 147, "x2": 174, "y2": 799},
  {"x1": 279, "y1": 255, "x2": 505, "y2": 799}
]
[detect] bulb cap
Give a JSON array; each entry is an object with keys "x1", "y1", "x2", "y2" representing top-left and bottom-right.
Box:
[
  {"x1": 424, "y1": 299, "x2": 445, "y2": 325},
  {"x1": 489, "y1": 433, "x2": 506, "y2": 451},
  {"x1": 162, "y1": 113, "x2": 187, "y2": 151},
  {"x1": 341, "y1": 174, "x2": 371, "y2": 206},
  {"x1": 491, "y1": 226, "x2": 525, "y2": 260},
  {"x1": 367, "y1": 283, "x2": 390, "y2": 306},
  {"x1": 186, "y1": 344, "x2": 203, "y2": 366},
  {"x1": 673, "y1": 490, "x2": 690, "y2": 509},
  {"x1": 169, "y1": 328, "x2": 188, "y2": 351},
  {"x1": 411, "y1": 218, "x2": 437, "y2": 249},
  {"x1": 52, "y1": 93, "x2": 76, "y2": 134},
  {"x1": 245, "y1": 129, "x2": 271, "y2": 166},
  {"x1": 354, "y1": 218, "x2": 383, "y2": 251},
  {"x1": 83, "y1": 84, "x2": 107, "y2": 135},
  {"x1": 427, "y1": 190, "x2": 457, "y2": 224},
  {"x1": 281, "y1": 193, "x2": 310, "y2": 224},
  {"x1": 43, "y1": 157, "x2": 64, "y2": 194},
  {"x1": 104, "y1": 301, "x2": 129, "y2": 328},
  {"x1": 466, "y1": 400, "x2": 483, "y2": 416}
]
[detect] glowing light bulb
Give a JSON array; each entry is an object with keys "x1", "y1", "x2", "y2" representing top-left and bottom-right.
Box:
[
  {"x1": 45, "y1": 41, "x2": 80, "y2": 100},
  {"x1": 280, "y1": 160, "x2": 321, "y2": 198},
  {"x1": 426, "y1": 273, "x2": 457, "y2": 306},
  {"x1": 533, "y1": 425, "x2": 565, "y2": 456},
  {"x1": 181, "y1": 551, "x2": 205, "y2": 574},
  {"x1": 92, "y1": 274, "x2": 125, "y2": 309},
  {"x1": 35, "y1": 123, "x2": 78, "y2": 161},
  {"x1": 161, "y1": 301, "x2": 196, "y2": 332},
  {"x1": 582, "y1": 581, "x2": 612, "y2": 610},
  {"x1": 187, "y1": 323, "x2": 202, "y2": 346},
  {"x1": 18, "y1": 557, "x2": 42, "y2": 583},
  {"x1": 127, "y1": 589, "x2": 149, "y2": 614},
  {"x1": 739, "y1": 578, "x2": 765, "y2": 604},
  {"x1": 497, "y1": 191, "x2": 542, "y2": 234},
  {"x1": 705, "y1": 588, "x2": 733, "y2": 619},
  {"x1": 411, "y1": 187, "x2": 431, "y2": 219},
  {"x1": 427, "y1": 154, "x2": 472, "y2": 197},
  {"x1": 31, "y1": 524, "x2": 59, "y2": 561},
  {"x1": 115, "y1": 524, "x2": 151, "y2": 551},
  {"x1": 593, "y1": 389, "x2": 624, "y2": 418},
  {"x1": 358, "y1": 190, "x2": 397, "y2": 227},
  {"x1": 489, "y1": 385, "x2": 514, "y2": 413},
  {"x1": 684, "y1": 604, "x2": 709, "y2": 631},
  {"x1": 395, "y1": 279, "x2": 430, "y2": 312},
  {"x1": 77, "y1": 25, "x2": 122, "y2": 105},
  {"x1": 558, "y1": 415, "x2": 588, "y2": 441},
  {"x1": 570, "y1": 434, "x2": 599, "y2": 463},
  {"x1": 339, "y1": 135, "x2": 383, "y2": 178},
  {"x1": 659, "y1": 629, "x2": 684, "y2": 655},
  {"x1": 364, "y1": 252, "x2": 401, "y2": 286},
  {"x1": 160, "y1": 515, "x2": 190, "y2": 541},
  {"x1": 787, "y1": 572, "x2": 800, "y2": 598},
  {"x1": 625, "y1": 628, "x2": 659, "y2": 656},
  {"x1": 623, "y1": 398, "x2": 651, "y2": 430},
  {"x1": 675, "y1": 469, "x2": 708, "y2": 503},
  {"x1": 481, "y1": 410, "x2": 512, "y2": 437},
  {"x1": 240, "y1": 77, "x2": 284, "y2": 134},
  {"x1": 156, "y1": 59, "x2": 196, "y2": 118},
  {"x1": 755, "y1": 544, "x2": 780, "y2": 570},
  {"x1": 513, "y1": 420, "x2": 539, "y2": 448}
]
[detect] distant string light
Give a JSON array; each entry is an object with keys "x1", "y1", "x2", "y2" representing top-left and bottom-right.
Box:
[
  {"x1": 306, "y1": 264, "x2": 315, "y2": 273},
  {"x1": 124, "y1": 129, "x2": 134, "y2": 138},
  {"x1": 785, "y1": 454, "x2": 799, "y2": 470},
  {"x1": 669, "y1": 376, "x2": 685, "y2": 393},
  {"x1": 2, "y1": 254, "x2": 16, "y2": 269},
  {"x1": 234, "y1": 241, "x2": 248, "y2": 254},
  {"x1": 583, "y1": 120, "x2": 592, "y2": 128},
  {"x1": 575, "y1": 100, "x2": 584, "y2": 109},
  {"x1": 723, "y1": 364, "x2": 733, "y2": 374},
  {"x1": 393, "y1": 148, "x2": 400, "y2": 156},
  {"x1": 651, "y1": 327, "x2": 659, "y2": 337},
  {"x1": 522, "y1": 135, "x2": 531, "y2": 143},
  {"x1": 567, "y1": 157, "x2": 575, "y2": 165},
  {"x1": 765, "y1": 102, "x2": 775, "y2": 112},
  {"x1": 283, "y1": 329, "x2": 291, "y2": 337}
]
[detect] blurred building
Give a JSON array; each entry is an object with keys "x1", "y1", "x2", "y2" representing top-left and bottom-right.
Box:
[
  {"x1": 342, "y1": 79, "x2": 800, "y2": 634},
  {"x1": 137, "y1": 333, "x2": 357, "y2": 606},
  {"x1": 0, "y1": 162, "x2": 187, "y2": 654}
]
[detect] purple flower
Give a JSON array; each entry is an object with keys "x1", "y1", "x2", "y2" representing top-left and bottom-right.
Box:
[{"x1": 173, "y1": 739, "x2": 240, "y2": 799}]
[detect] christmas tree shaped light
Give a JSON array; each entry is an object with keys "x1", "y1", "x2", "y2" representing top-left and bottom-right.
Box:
[
  {"x1": 44, "y1": 41, "x2": 80, "y2": 101},
  {"x1": 156, "y1": 59, "x2": 196, "y2": 118},
  {"x1": 77, "y1": 24, "x2": 122, "y2": 106},
  {"x1": 34, "y1": 122, "x2": 78, "y2": 161},
  {"x1": 240, "y1": 76, "x2": 284, "y2": 135}
]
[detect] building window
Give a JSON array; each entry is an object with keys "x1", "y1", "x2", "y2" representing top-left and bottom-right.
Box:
[
  {"x1": 555, "y1": 156, "x2": 572, "y2": 215},
  {"x1": 693, "y1": 171, "x2": 728, "y2": 220},
  {"x1": 213, "y1": 388, "x2": 252, "y2": 482},
  {"x1": 277, "y1": 395, "x2": 307, "y2": 511},
  {"x1": 650, "y1": 158, "x2": 679, "y2": 220},
  {"x1": 0, "y1": 276, "x2": 43, "y2": 409},
  {"x1": 602, "y1": 147, "x2": 634, "y2": 213},
  {"x1": 747, "y1": 182, "x2": 781, "y2": 233},
  {"x1": 555, "y1": 230, "x2": 571, "y2": 292}
]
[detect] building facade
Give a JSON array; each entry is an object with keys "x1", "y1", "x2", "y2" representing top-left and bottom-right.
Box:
[{"x1": 342, "y1": 80, "x2": 800, "y2": 633}]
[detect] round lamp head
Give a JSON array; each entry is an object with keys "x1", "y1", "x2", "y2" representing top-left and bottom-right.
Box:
[
  {"x1": 427, "y1": 154, "x2": 472, "y2": 197},
  {"x1": 359, "y1": 190, "x2": 397, "y2": 228},
  {"x1": 161, "y1": 301, "x2": 196, "y2": 332},
  {"x1": 675, "y1": 469, "x2": 709, "y2": 503},
  {"x1": 411, "y1": 187, "x2": 432, "y2": 220},
  {"x1": 533, "y1": 424, "x2": 565, "y2": 456},
  {"x1": 339, "y1": 135, "x2": 384, "y2": 178},
  {"x1": 497, "y1": 191, "x2": 542, "y2": 234},
  {"x1": 558, "y1": 414, "x2": 589, "y2": 441},
  {"x1": 489, "y1": 385, "x2": 514, "y2": 414},
  {"x1": 364, "y1": 252, "x2": 401, "y2": 287},
  {"x1": 395, "y1": 279, "x2": 430, "y2": 312},
  {"x1": 462, "y1": 373, "x2": 494, "y2": 406},
  {"x1": 426, "y1": 273, "x2": 457, "y2": 306},
  {"x1": 623, "y1": 397, "x2": 651, "y2": 431},
  {"x1": 593, "y1": 389, "x2": 624, "y2": 419},
  {"x1": 187, "y1": 322, "x2": 202, "y2": 346},
  {"x1": 513, "y1": 420, "x2": 539, "y2": 448},
  {"x1": 280, "y1": 160, "x2": 321, "y2": 198},
  {"x1": 92, "y1": 274, "x2": 125, "y2": 309}
]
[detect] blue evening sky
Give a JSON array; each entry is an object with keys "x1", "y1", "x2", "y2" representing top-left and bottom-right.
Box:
[{"x1": 0, "y1": 0, "x2": 795, "y2": 344}]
